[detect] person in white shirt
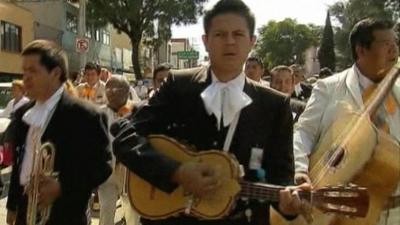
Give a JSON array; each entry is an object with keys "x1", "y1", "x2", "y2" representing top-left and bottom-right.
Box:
[
  {"x1": 76, "y1": 62, "x2": 107, "y2": 105},
  {"x1": 98, "y1": 76, "x2": 139, "y2": 225},
  {"x1": 148, "y1": 63, "x2": 171, "y2": 98},
  {"x1": 0, "y1": 80, "x2": 29, "y2": 118},
  {"x1": 294, "y1": 18, "x2": 399, "y2": 225},
  {"x1": 244, "y1": 56, "x2": 269, "y2": 87},
  {"x1": 100, "y1": 67, "x2": 111, "y2": 83},
  {"x1": 5, "y1": 39, "x2": 111, "y2": 225},
  {"x1": 134, "y1": 80, "x2": 148, "y2": 100}
]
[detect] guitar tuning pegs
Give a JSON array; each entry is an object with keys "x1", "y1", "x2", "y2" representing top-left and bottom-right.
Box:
[{"x1": 347, "y1": 183, "x2": 357, "y2": 188}]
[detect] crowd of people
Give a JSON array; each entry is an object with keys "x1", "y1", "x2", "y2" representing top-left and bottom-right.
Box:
[{"x1": 0, "y1": 0, "x2": 399, "y2": 225}]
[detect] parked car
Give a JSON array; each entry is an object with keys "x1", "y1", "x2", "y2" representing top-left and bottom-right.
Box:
[{"x1": 0, "y1": 82, "x2": 12, "y2": 112}]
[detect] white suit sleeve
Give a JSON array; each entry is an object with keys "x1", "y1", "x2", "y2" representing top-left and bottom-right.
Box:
[{"x1": 294, "y1": 80, "x2": 331, "y2": 173}]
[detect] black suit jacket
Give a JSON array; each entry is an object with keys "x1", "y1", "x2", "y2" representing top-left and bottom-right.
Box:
[
  {"x1": 5, "y1": 92, "x2": 112, "y2": 225},
  {"x1": 292, "y1": 82, "x2": 312, "y2": 101},
  {"x1": 113, "y1": 67, "x2": 294, "y2": 225}
]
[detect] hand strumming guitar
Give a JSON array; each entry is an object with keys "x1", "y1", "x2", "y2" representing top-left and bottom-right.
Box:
[
  {"x1": 172, "y1": 161, "x2": 221, "y2": 198},
  {"x1": 294, "y1": 171, "x2": 312, "y2": 185}
]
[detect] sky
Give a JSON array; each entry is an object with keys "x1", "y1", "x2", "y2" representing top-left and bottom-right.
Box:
[{"x1": 172, "y1": 0, "x2": 340, "y2": 58}]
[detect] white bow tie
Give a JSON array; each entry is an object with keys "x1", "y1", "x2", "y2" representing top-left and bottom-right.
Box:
[
  {"x1": 23, "y1": 104, "x2": 50, "y2": 128},
  {"x1": 201, "y1": 82, "x2": 252, "y2": 129}
]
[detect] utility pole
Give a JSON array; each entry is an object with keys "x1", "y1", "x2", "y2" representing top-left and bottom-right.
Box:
[{"x1": 78, "y1": 0, "x2": 86, "y2": 69}]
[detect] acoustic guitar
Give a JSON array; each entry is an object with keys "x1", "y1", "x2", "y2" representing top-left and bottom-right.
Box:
[{"x1": 126, "y1": 135, "x2": 369, "y2": 220}]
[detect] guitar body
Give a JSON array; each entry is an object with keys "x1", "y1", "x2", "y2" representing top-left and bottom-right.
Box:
[
  {"x1": 126, "y1": 135, "x2": 241, "y2": 220},
  {"x1": 333, "y1": 130, "x2": 400, "y2": 225},
  {"x1": 270, "y1": 103, "x2": 400, "y2": 225}
]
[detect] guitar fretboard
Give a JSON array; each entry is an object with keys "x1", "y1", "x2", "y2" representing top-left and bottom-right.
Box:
[{"x1": 239, "y1": 181, "x2": 311, "y2": 202}]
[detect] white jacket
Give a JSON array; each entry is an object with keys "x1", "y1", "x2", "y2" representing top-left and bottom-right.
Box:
[{"x1": 294, "y1": 65, "x2": 400, "y2": 173}]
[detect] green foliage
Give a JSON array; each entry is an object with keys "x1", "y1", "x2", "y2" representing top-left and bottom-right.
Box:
[
  {"x1": 386, "y1": 0, "x2": 400, "y2": 18},
  {"x1": 329, "y1": 0, "x2": 397, "y2": 69},
  {"x1": 86, "y1": 0, "x2": 207, "y2": 79},
  {"x1": 255, "y1": 18, "x2": 319, "y2": 68},
  {"x1": 318, "y1": 11, "x2": 336, "y2": 71}
]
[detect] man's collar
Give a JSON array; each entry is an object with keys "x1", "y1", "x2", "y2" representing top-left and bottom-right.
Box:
[
  {"x1": 86, "y1": 81, "x2": 99, "y2": 88},
  {"x1": 23, "y1": 85, "x2": 64, "y2": 128},
  {"x1": 354, "y1": 64, "x2": 374, "y2": 91},
  {"x1": 210, "y1": 70, "x2": 246, "y2": 90}
]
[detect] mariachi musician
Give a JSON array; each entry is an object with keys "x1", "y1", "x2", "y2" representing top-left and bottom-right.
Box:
[
  {"x1": 5, "y1": 40, "x2": 112, "y2": 225},
  {"x1": 293, "y1": 18, "x2": 399, "y2": 225},
  {"x1": 111, "y1": 1, "x2": 310, "y2": 225}
]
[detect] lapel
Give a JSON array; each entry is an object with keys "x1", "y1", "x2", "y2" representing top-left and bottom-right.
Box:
[
  {"x1": 345, "y1": 65, "x2": 364, "y2": 109},
  {"x1": 17, "y1": 102, "x2": 35, "y2": 149},
  {"x1": 191, "y1": 66, "x2": 213, "y2": 113},
  {"x1": 41, "y1": 92, "x2": 68, "y2": 142},
  {"x1": 393, "y1": 77, "x2": 400, "y2": 105},
  {"x1": 191, "y1": 66, "x2": 212, "y2": 87},
  {"x1": 232, "y1": 77, "x2": 256, "y2": 140}
]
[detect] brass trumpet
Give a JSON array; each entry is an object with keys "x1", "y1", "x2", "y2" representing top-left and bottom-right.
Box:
[{"x1": 26, "y1": 142, "x2": 57, "y2": 225}]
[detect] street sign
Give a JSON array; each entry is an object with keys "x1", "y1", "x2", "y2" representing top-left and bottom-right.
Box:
[
  {"x1": 76, "y1": 38, "x2": 89, "y2": 53},
  {"x1": 177, "y1": 51, "x2": 199, "y2": 59}
]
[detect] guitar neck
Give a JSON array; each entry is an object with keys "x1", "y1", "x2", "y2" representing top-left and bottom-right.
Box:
[{"x1": 239, "y1": 181, "x2": 311, "y2": 202}]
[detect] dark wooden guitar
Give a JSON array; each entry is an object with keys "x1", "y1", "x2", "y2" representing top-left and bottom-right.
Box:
[{"x1": 126, "y1": 135, "x2": 369, "y2": 220}]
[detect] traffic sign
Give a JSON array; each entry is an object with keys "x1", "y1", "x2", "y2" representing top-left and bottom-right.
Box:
[
  {"x1": 76, "y1": 38, "x2": 89, "y2": 53},
  {"x1": 177, "y1": 51, "x2": 199, "y2": 59}
]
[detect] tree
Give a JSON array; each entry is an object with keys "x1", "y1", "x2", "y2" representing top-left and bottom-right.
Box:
[
  {"x1": 386, "y1": 0, "x2": 400, "y2": 18},
  {"x1": 255, "y1": 18, "x2": 319, "y2": 68},
  {"x1": 318, "y1": 11, "x2": 336, "y2": 71},
  {"x1": 86, "y1": 0, "x2": 207, "y2": 79},
  {"x1": 329, "y1": 0, "x2": 397, "y2": 69}
]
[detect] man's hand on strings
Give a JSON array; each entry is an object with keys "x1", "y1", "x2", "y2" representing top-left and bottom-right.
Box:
[{"x1": 172, "y1": 161, "x2": 221, "y2": 198}]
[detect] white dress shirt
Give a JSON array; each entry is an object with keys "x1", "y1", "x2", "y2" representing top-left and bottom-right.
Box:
[
  {"x1": 19, "y1": 86, "x2": 64, "y2": 185},
  {"x1": 355, "y1": 65, "x2": 400, "y2": 140},
  {"x1": 200, "y1": 71, "x2": 252, "y2": 129}
]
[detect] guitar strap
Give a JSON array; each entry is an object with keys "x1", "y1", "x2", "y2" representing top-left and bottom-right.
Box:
[{"x1": 223, "y1": 111, "x2": 241, "y2": 152}]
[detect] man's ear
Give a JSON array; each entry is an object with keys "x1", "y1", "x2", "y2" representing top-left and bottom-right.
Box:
[
  {"x1": 355, "y1": 45, "x2": 364, "y2": 59},
  {"x1": 250, "y1": 35, "x2": 257, "y2": 46},
  {"x1": 52, "y1": 67, "x2": 62, "y2": 81},
  {"x1": 202, "y1": 34, "x2": 209, "y2": 52}
]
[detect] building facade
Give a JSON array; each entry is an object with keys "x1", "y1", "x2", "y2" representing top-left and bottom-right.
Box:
[
  {"x1": 170, "y1": 38, "x2": 197, "y2": 69},
  {"x1": 0, "y1": 2, "x2": 34, "y2": 81},
  {"x1": 2, "y1": 0, "x2": 173, "y2": 82},
  {"x1": 16, "y1": 0, "x2": 112, "y2": 75}
]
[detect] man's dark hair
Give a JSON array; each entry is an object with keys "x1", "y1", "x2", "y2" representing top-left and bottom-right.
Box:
[
  {"x1": 153, "y1": 63, "x2": 171, "y2": 80},
  {"x1": 246, "y1": 56, "x2": 264, "y2": 68},
  {"x1": 22, "y1": 40, "x2": 68, "y2": 82},
  {"x1": 203, "y1": 0, "x2": 255, "y2": 36},
  {"x1": 319, "y1": 67, "x2": 333, "y2": 78},
  {"x1": 350, "y1": 18, "x2": 394, "y2": 61},
  {"x1": 84, "y1": 62, "x2": 101, "y2": 75}
]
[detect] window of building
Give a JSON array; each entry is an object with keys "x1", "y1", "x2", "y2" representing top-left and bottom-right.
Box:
[
  {"x1": 0, "y1": 21, "x2": 22, "y2": 53},
  {"x1": 101, "y1": 30, "x2": 110, "y2": 45},
  {"x1": 85, "y1": 29, "x2": 92, "y2": 39},
  {"x1": 95, "y1": 29, "x2": 101, "y2": 42},
  {"x1": 66, "y1": 12, "x2": 77, "y2": 33},
  {"x1": 85, "y1": 24, "x2": 93, "y2": 39}
]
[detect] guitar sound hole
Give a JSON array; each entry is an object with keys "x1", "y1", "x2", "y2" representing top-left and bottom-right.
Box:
[{"x1": 327, "y1": 147, "x2": 345, "y2": 168}]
